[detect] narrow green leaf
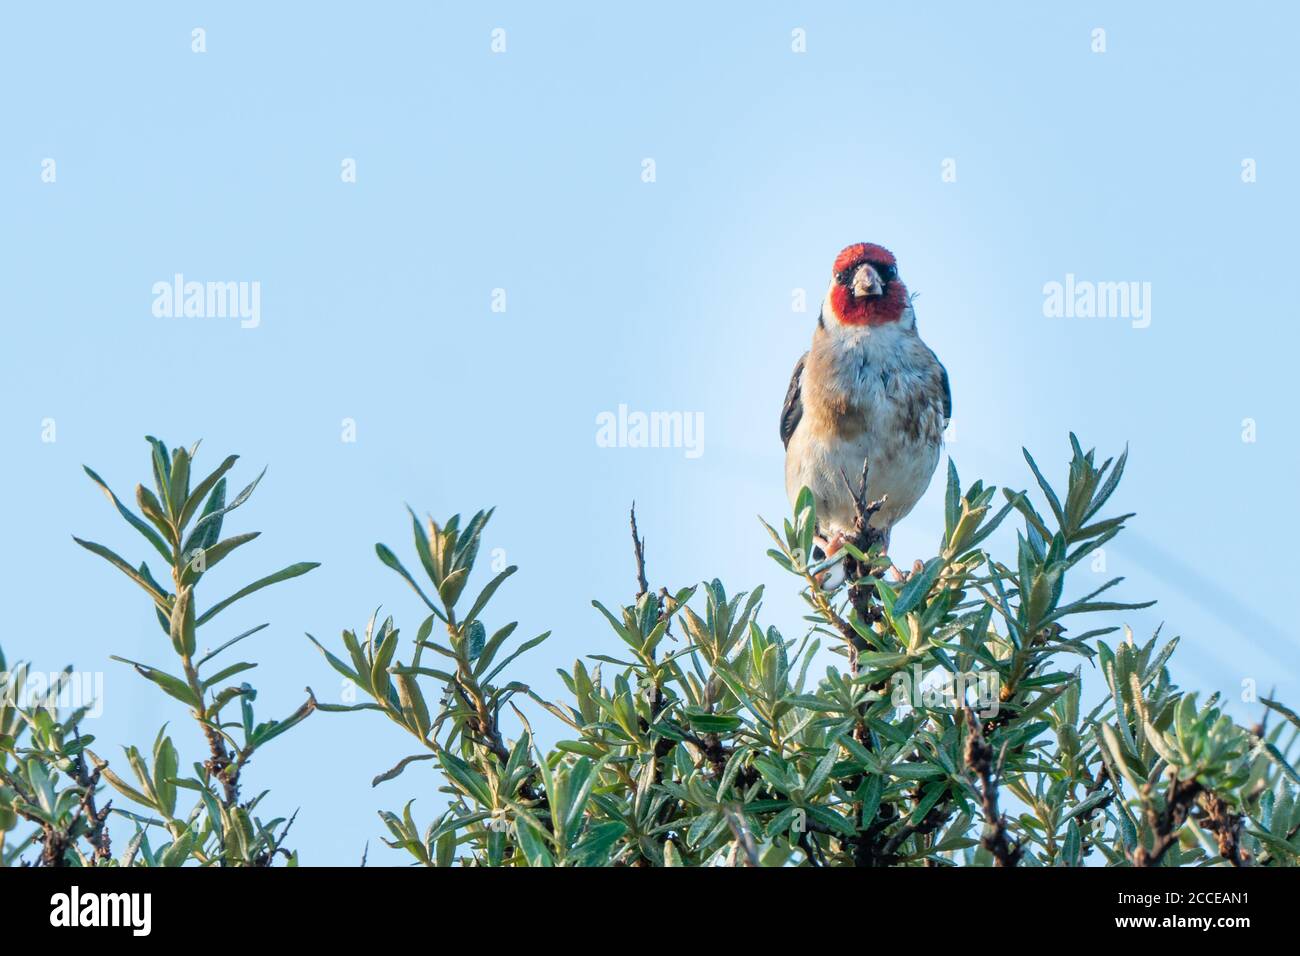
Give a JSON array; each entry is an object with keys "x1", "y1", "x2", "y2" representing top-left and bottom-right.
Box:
[
  {"x1": 83, "y1": 466, "x2": 172, "y2": 561},
  {"x1": 73, "y1": 537, "x2": 169, "y2": 607},
  {"x1": 196, "y1": 562, "x2": 320, "y2": 626},
  {"x1": 179, "y1": 454, "x2": 239, "y2": 530}
]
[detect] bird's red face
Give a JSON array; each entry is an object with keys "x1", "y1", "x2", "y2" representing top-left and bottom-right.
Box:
[{"x1": 827, "y1": 242, "x2": 908, "y2": 327}]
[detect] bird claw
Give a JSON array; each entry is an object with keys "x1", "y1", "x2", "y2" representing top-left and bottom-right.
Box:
[
  {"x1": 887, "y1": 558, "x2": 925, "y2": 582},
  {"x1": 812, "y1": 533, "x2": 849, "y2": 590},
  {"x1": 814, "y1": 532, "x2": 847, "y2": 558}
]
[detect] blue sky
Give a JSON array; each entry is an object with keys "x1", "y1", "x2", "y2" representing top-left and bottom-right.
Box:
[{"x1": 2, "y1": 2, "x2": 1296, "y2": 864}]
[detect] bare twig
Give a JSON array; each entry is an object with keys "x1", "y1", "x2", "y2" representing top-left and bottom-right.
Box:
[{"x1": 630, "y1": 503, "x2": 649, "y2": 599}]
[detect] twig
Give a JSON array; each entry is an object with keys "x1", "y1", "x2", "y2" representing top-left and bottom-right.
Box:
[
  {"x1": 722, "y1": 806, "x2": 759, "y2": 866},
  {"x1": 1132, "y1": 771, "x2": 1201, "y2": 867},
  {"x1": 838, "y1": 461, "x2": 887, "y2": 552},
  {"x1": 1197, "y1": 791, "x2": 1247, "y2": 867},
  {"x1": 964, "y1": 706, "x2": 1021, "y2": 866},
  {"x1": 1073, "y1": 761, "x2": 1115, "y2": 859},
  {"x1": 835, "y1": 462, "x2": 889, "y2": 673},
  {"x1": 71, "y1": 746, "x2": 112, "y2": 863},
  {"x1": 202, "y1": 723, "x2": 241, "y2": 807},
  {"x1": 630, "y1": 503, "x2": 649, "y2": 599}
]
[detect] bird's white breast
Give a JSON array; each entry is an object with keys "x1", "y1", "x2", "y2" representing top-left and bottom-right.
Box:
[{"x1": 785, "y1": 313, "x2": 947, "y2": 537}]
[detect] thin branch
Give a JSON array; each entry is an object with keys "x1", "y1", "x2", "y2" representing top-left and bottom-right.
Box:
[
  {"x1": 630, "y1": 503, "x2": 649, "y2": 599},
  {"x1": 1132, "y1": 771, "x2": 1201, "y2": 867},
  {"x1": 722, "y1": 806, "x2": 759, "y2": 867},
  {"x1": 964, "y1": 706, "x2": 1021, "y2": 866}
]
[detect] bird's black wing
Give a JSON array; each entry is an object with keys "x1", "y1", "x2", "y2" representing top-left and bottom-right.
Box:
[
  {"x1": 780, "y1": 352, "x2": 807, "y2": 449},
  {"x1": 938, "y1": 358, "x2": 952, "y2": 423}
]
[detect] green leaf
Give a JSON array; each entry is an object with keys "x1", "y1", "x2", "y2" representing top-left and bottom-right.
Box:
[
  {"x1": 439, "y1": 751, "x2": 493, "y2": 807},
  {"x1": 187, "y1": 467, "x2": 266, "y2": 542},
  {"x1": 1264, "y1": 743, "x2": 1300, "y2": 787},
  {"x1": 371, "y1": 753, "x2": 435, "y2": 788},
  {"x1": 196, "y1": 562, "x2": 320, "y2": 626},
  {"x1": 82, "y1": 466, "x2": 173, "y2": 561},
  {"x1": 483, "y1": 631, "x2": 551, "y2": 685},
  {"x1": 152, "y1": 733, "x2": 179, "y2": 818},
  {"x1": 438, "y1": 567, "x2": 470, "y2": 610},
  {"x1": 168, "y1": 447, "x2": 192, "y2": 521},
  {"x1": 159, "y1": 828, "x2": 194, "y2": 867},
  {"x1": 169, "y1": 586, "x2": 197, "y2": 658},
  {"x1": 375, "y1": 544, "x2": 438, "y2": 612},
  {"x1": 201, "y1": 661, "x2": 257, "y2": 690},
  {"x1": 805, "y1": 739, "x2": 841, "y2": 793},
  {"x1": 859, "y1": 774, "x2": 884, "y2": 828},
  {"x1": 182, "y1": 532, "x2": 260, "y2": 584},
  {"x1": 250, "y1": 696, "x2": 315, "y2": 748},
  {"x1": 306, "y1": 633, "x2": 359, "y2": 683},
  {"x1": 196, "y1": 622, "x2": 271, "y2": 668},
  {"x1": 73, "y1": 537, "x2": 170, "y2": 607},
  {"x1": 1022, "y1": 448, "x2": 1065, "y2": 527},
  {"x1": 96, "y1": 764, "x2": 156, "y2": 810},
  {"x1": 462, "y1": 566, "x2": 517, "y2": 627},
  {"x1": 1262, "y1": 697, "x2": 1300, "y2": 734},
  {"x1": 180, "y1": 454, "x2": 239, "y2": 530},
  {"x1": 370, "y1": 625, "x2": 399, "y2": 702},
  {"x1": 943, "y1": 458, "x2": 960, "y2": 543},
  {"x1": 110, "y1": 657, "x2": 201, "y2": 709},
  {"x1": 514, "y1": 811, "x2": 554, "y2": 866},
  {"x1": 145, "y1": 436, "x2": 172, "y2": 509},
  {"x1": 1082, "y1": 444, "x2": 1128, "y2": 525},
  {"x1": 686, "y1": 712, "x2": 742, "y2": 734},
  {"x1": 394, "y1": 672, "x2": 431, "y2": 738},
  {"x1": 893, "y1": 558, "x2": 944, "y2": 616},
  {"x1": 182, "y1": 478, "x2": 226, "y2": 556}
]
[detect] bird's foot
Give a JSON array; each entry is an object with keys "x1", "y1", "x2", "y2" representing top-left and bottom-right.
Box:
[
  {"x1": 887, "y1": 558, "x2": 924, "y2": 583},
  {"x1": 813, "y1": 533, "x2": 849, "y2": 590}
]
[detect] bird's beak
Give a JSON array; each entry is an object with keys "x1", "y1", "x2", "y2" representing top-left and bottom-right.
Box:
[{"x1": 851, "y1": 263, "x2": 885, "y2": 298}]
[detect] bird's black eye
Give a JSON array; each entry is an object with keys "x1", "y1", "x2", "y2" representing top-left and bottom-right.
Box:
[
  {"x1": 875, "y1": 262, "x2": 898, "y2": 281},
  {"x1": 835, "y1": 270, "x2": 853, "y2": 285}
]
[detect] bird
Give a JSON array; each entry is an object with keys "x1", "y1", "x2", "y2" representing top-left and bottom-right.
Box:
[{"x1": 780, "y1": 242, "x2": 951, "y2": 577}]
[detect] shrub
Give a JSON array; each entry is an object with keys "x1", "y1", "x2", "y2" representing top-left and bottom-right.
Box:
[
  {"x1": 2, "y1": 434, "x2": 1297, "y2": 867},
  {"x1": 316, "y1": 436, "x2": 1300, "y2": 867},
  {"x1": 1, "y1": 438, "x2": 318, "y2": 866}
]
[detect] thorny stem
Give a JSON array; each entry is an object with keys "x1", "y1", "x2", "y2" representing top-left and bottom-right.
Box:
[
  {"x1": 1073, "y1": 761, "x2": 1116, "y2": 860},
  {"x1": 630, "y1": 503, "x2": 650, "y2": 600},
  {"x1": 836, "y1": 462, "x2": 889, "y2": 662},
  {"x1": 964, "y1": 706, "x2": 1021, "y2": 866},
  {"x1": 202, "y1": 720, "x2": 240, "y2": 807},
  {"x1": 819, "y1": 463, "x2": 901, "y2": 865},
  {"x1": 1132, "y1": 772, "x2": 1202, "y2": 867},
  {"x1": 72, "y1": 747, "x2": 112, "y2": 864},
  {"x1": 723, "y1": 806, "x2": 760, "y2": 867},
  {"x1": 171, "y1": 554, "x2": 244, "y2": 810},
  {"x1": 627, "y1": 505, "x2": 682, "y2": 864},
  {"x1": 0, "y1": 727, "x2": 113, "y2": 867},
  {"x1": 1198, "y1": 791, "x2": 1247, "y2": 867}
]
